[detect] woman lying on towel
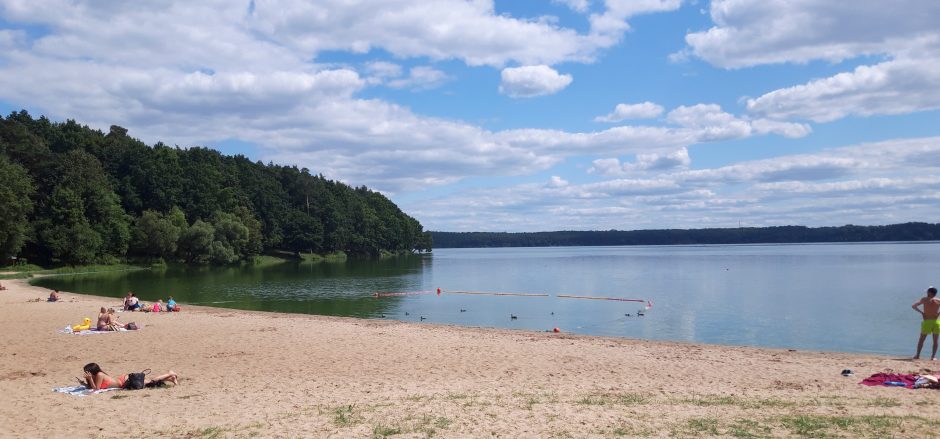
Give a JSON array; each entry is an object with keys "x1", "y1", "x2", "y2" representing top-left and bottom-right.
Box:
[{"x1": 81, "y1": 363, "x2": 179, "y2": 390}]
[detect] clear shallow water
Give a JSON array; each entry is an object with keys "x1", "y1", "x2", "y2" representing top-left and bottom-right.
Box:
[{"x1": 34, "y1": 242, "x2": 940, "y2": 356}]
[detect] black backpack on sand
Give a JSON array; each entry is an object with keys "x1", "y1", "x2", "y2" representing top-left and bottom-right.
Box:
[{"x1": 124, "y1": 369, "x2": 150, "y2": 390}]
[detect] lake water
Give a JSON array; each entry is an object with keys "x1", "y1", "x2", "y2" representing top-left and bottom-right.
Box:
[{"x1": 33, "y1": 242, "x2": 940, "y2": 356}]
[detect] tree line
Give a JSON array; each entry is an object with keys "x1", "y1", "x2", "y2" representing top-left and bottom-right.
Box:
[
  {"x1": 0, "y1": 110, "x2": 432, "y2": 266},
  {"x1": 431, "y1": 223, "x2": 940, "y2": 248}
]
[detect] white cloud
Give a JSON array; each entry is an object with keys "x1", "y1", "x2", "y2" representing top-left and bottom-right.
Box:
[
  {"x1": 247, "y1": 0, "x2": 599, "y2": 67},
  {"x1": 589, "y1": 148, "x2": 690, "y2": 176},
  {"x1": 588, "y1": 0, "x2": 682, "y2": 46},
  {"x1": 363, "y1": 61, "x2": 403, "y2": 85},
  {"x1": 594, "y1": 101, "x2": 664, "y2": 122},
  {"x1": 746, "y1": 58, "x2": 940, "y2": 122},
  {"x1": 407, "y1": 136, "x2": 940, "y2": 231},
  {"x1": 683, "y1": 0, "x2": 940, "y2": 68},
  {"x1": 749, "y1": 118, "x2": 812, "y2": 138},
  {"x1": 387, "y1": 66, "x2": 450, "y2": 90},
  {"x1": 553, "y1": 0, "x2": 590, "y2": 13},
  {"x1": 666, "y1": 104, "x2": 752, "y2": 141},
  {"x1": 499, "y1": 65, "x2": 573, "y2": 98}
]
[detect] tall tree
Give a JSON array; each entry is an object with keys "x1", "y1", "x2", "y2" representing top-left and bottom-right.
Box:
[{"x1": 0, "y1": 155, "x2": 34, "y2": 259}]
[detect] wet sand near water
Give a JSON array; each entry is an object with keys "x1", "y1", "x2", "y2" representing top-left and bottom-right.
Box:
[{"x1": 2, "y1": 278, "x2": 939, "y2": 438}]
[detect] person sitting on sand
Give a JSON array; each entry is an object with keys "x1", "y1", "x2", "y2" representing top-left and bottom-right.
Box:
[
  {"x1": 81, "y1": 363, "x2": 179, "y2": 390},
  {"x1": 126, "y1": 292, "x2": 141, "y2": 311},
  {"x1": 48, "y1": 290, "x2": 61, "y2": 302},
  {"x1": 0, "y1": 282, "x2": 6, "y2": 290},
  {"x1": 166, "y1": 295, "x2": 178, "y2": 312},
  {"x1": 96, "y1": 307, "x2": 122, "y2": 331},
  {"x1": 107, "y1": 308, "x2": 125, "y2": 329},
  {"x1": 913, "y1": 286, "x2": 940, "y2": 360},
  {"x1": 123, "y1": 292, "x2": 133, "y2": 310},
  {"x1": 152, "y1": 299, "x2": 164, "y2": 313},
  {"x1": 96, "y1": 307, "x2": 110, "y2": 331}
]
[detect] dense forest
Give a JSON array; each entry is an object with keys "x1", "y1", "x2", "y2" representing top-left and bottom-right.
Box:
[
  {"x1": 0, "y1": 110, "x2": 431, "y2": 266},
  {"x1": 431, "y1": 223, "x2": 940, "y2": 248}
]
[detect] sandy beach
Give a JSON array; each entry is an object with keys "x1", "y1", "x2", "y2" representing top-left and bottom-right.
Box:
[{"x1": 1, "y1": 278, "x2": 938, "y2": 438}]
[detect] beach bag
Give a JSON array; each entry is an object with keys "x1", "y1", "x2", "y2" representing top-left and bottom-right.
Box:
[
  {"x1": 125, "y1": 322, "x2": 138, "y2": 330},
  {"x1": 124, "y1": 369, "x2": 150, "y2": 390}
]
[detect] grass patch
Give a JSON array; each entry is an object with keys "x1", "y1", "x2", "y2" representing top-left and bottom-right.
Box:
[
  {"x1": 865, "y1": 397, "x2": 901, "y2": 408},
  {"x1": 0, "y1": 272, "x2": 31, "y2": 280},
  {"x1": 685, "y1": 418, "x2": 721, "y2": 436},
  {"x1": 577, "y1": 392, "x2": 649, "y2": 406},
  {"x1": 611, "y1": 423, "x2": 654, "y2": 437},
  {"x1": 779, "y1": 414, "x2": 908, "y2": 438},
  {"x1": 372, "y1": 423, "x2": 402, "y2": 438},
  {"x1": 727, "y1": 419, "x2": 773, "y2": 439},
  {"x1": 251, "y1": 255, "x2": 291, "y2": 267},
  {"x1": 189, "y1": 426, "x2": 225, "y2": 438},
  {"x1": 681, "y1": 394, "x2": 795, "y2": 409},
  {"x1": 333, "y1": 404, "x2": 361, "y2": 427}
]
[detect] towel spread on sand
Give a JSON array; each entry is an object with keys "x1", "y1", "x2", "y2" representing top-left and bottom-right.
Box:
[
  {"x1": 58, "y1": 326, "x2": 133, "y2": 335},
  {"x1": 860, "y1": 373, "x2": 918, "y2": 388},
  {"x1": 53, "y1": 385, "x2": 119, "y2": 396}
]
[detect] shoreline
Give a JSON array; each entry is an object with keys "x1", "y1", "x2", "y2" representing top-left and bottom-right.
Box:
[{"x1": 3, "y1": 278, "x2": 940, "y2": 438}]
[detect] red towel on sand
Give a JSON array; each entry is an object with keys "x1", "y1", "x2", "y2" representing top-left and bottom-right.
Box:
[{"x1": 860, "y1": 373, "x2": 917, "y2": 388}]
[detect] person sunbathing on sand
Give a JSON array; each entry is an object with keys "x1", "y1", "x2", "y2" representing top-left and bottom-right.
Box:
[
  {"x1": 82, "y1": 363, "x2": 178, "y2": 390},
  {"x1": 913, "y1": 286, "x2": 940, "y2": 360}
]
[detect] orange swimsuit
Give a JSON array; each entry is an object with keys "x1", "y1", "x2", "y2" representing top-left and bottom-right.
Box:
[{"x1": 98, "y1": 375, "x2": 126, "y2": 389}]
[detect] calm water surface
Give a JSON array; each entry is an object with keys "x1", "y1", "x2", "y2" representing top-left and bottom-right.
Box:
[{"x1": 34, "y1": 242, "x2": 940, "y2": 356}]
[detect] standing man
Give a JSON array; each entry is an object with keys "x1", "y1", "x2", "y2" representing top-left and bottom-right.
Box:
[{"x1": 913, "y1": 286, "x2": 940, "y2": 360}]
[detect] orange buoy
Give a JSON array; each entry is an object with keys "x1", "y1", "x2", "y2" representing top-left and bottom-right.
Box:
[
  {"x1": 553, "y1": 327, "x2": 560, "y2": 333},
  {"x1": 437, "y1": 288, "x2": 441, "y2": 295}
]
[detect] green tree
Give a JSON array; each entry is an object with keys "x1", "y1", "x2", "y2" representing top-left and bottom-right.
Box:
[
  {"x1": 39, "y1": 187, "x2": 102, "y2": 264},
  {"x1": 132, "y1": 210, "x2": 183, "y2": 259},
  {"x1": 0, "y1": 155, "x2": 34, "y2": 260},
  {"x1": 177, "y1": 219, "x2": 215, "y2": 263}
]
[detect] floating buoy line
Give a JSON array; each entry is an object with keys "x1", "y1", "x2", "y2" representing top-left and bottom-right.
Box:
[{"x1": 373, "y1": 288, "x2": 652, "y2": 309}]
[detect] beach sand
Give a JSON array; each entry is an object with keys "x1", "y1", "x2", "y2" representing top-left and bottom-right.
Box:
[{"x1": 1, "y1": 278, "x2": 939, "y2": 438}]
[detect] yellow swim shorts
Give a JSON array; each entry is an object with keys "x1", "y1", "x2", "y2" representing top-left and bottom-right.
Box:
[{"x1": 922, "y1": 319, "x2": 940, "y2": 335}]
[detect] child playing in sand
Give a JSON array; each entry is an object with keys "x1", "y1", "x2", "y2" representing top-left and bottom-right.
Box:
[
  {"x1": 913, "y1": 286, "x2": 940, "y2": 360},
  {"x1": 48, "y1": 290, "x2": 60, "y2": 302},
  {"x1": 81, "y1": 363, "x2": 178, "y2": 390},
  {"x1": 166, "y1": 296, "x2": 178, "y2": 311}
]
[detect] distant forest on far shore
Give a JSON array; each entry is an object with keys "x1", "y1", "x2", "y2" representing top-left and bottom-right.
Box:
[{"x1": 430, "y1": 223, "x2": 940, "y2": 248}]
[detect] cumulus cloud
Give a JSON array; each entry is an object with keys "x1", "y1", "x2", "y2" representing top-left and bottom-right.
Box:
[
  {"x1": 683, "y1": 0, "x2": 940, "y2": 68},
  {"x1": 499, "y1": 65, "x2": 573, "y2": 98},
  {"x1": 594, "y1": 101, "x2": 663, "y2": 122},
  {"x1": 553, "y1": 0, "x2": 591, "y2": 13},
  {"x1": 746, "y1": 58, "x2": 940, "y2": 122},
  {"x1": 363, "y1": 61, "x2": 403, "y2": 84},
  {"x1": 387, "y1": 66, "x2": 450, "y2": 90},
  {"x1": 589, "y1": 148, "x2": 690, "y2": 176},
  {"x1": 248, "y1": 0, "x2": 600, "y2": 67},
  {"x1": 406, "y1": 136, "x2": 940, "y2": 231},
  {"x1": 588, "y1": 0, "x2": 682, "y2": 46},
  {"x1": 680, "y1": 0, "x2": 940, "y2": 124},
  {"x1": 666, "y1": 104, "x2": 752, "y2": 141}
]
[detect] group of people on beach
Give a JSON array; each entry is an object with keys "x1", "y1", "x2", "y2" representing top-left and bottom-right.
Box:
[
  {"x1": 123, "y1": 291, "x2": 179, "y2": 312},
  {"x1": 913, "y1": 286, "x2": 940, "y2": 361}
]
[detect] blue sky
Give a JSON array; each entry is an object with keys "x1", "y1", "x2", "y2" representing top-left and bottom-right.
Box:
[{"x1": 1, "y1": 0, "x2": 939, "y2": 232}]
